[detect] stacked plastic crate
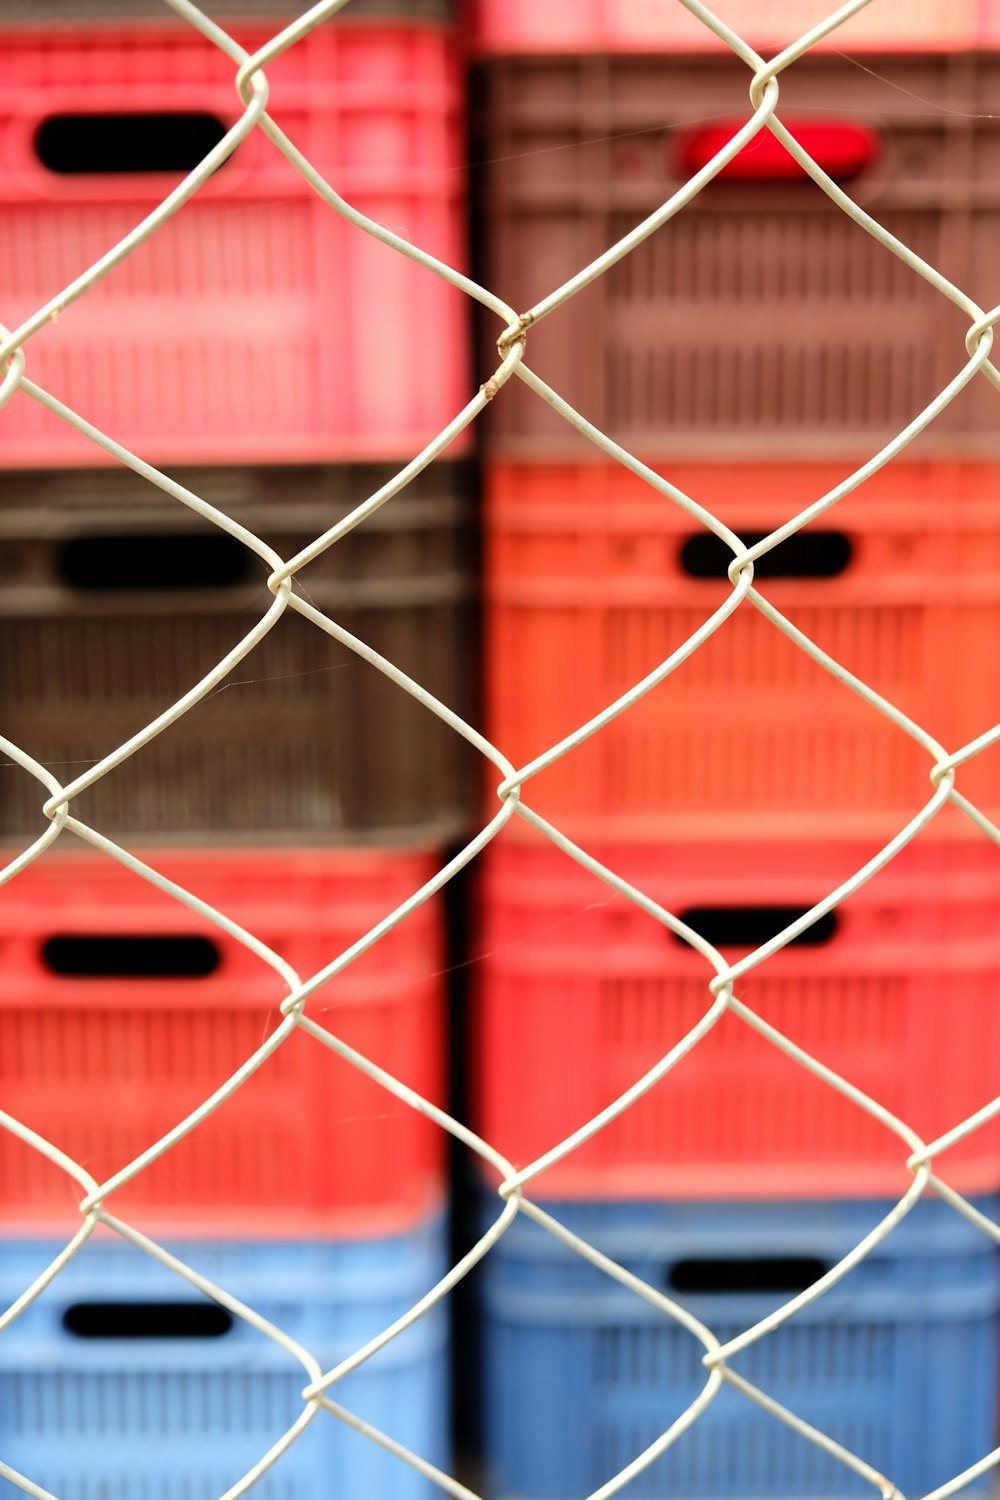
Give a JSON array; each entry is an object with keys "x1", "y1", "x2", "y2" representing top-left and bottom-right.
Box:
[
  {"x1": 470, "y1": 3, "x2": 1000, "y2": 1496},
  {"x1": 0, "y1": 3, "x2": 469, "y2": 1494}
]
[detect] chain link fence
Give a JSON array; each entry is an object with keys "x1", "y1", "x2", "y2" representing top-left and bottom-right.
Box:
[{"x1": 2, "y1": 0, "x2": 1000, "y2": 1495}]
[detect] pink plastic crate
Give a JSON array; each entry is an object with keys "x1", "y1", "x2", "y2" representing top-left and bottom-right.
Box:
[
  {"x1": 0, "y1": 21, "x2": 467, "y2": 467},
  {"x1": 468, "y1": 0, "x2": 979, "y2": 54}
]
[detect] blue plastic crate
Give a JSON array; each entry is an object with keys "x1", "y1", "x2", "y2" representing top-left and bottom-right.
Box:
[
  {"x1": 0, "y1": 1213, "x2": 449, "y2": 1499},
  {"x1": 480, "y1": 1195, "x2": 1000, "y2": 1499}
]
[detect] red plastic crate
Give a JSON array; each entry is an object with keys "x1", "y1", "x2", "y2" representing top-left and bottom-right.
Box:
[
  {"x1": 0, "y1": 847, "x2": 445, "y2": 1234},
  {"x1": 468, "y1": 0, "x2": 979, "y2": 54},
  {"x1": 475, "y1": 829, "x2": 1000, "y2": 1199},
  {"x1": 485, "y1": 460, "x2": 1000, "y2": 830},
  {"x1": 0, "y1": 20, "x2": 467, "y2": 467}
]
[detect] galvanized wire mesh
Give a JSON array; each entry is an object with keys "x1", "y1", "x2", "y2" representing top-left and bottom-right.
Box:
[{"x1": 2, "y1": 0, "x2": 1000, "y2": 1496}]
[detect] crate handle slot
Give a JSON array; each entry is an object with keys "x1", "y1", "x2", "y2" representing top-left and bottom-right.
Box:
[
  {"x1": 35, "y1": 113, "x2": 229, "y2": 175},
  {"x1": 680, "y1": 530, "x2": 852, "y2": 581},
  {"x1": 62, "y1": 1302, "x2": 233, "y2": 1339},
  {"x1": 43, "y1": 935, "x2": 221, "y2": 978},
  {"x1": 676, "y1": 120, "x2": 878, "y2": 182},
  {"x1": 675, "y1": 906, "x2": 838, "y2": 949},
  {"x1": 58, "y1": 533, "x2": 251, "y2": 591},
  {"x1": 668, "y1": 1256, "x2": 828, "y2": 1295}
]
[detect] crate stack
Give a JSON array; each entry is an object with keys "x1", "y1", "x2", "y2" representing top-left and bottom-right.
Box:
[
  {"x1": 470, "y1": 4, "x2": 1000, "y2": 1497},
  {"x1": 0, "y1": 3, "x2": 470, "y2": 1495}
]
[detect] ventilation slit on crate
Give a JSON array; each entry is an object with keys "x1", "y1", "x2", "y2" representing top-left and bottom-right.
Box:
[
  {"x1": 35, "y1": 114, "x2": 228, "y2": 175},
  {"x1": 668, "y1": 1257, "x2": 828, "y2": 1295},
  {"x1": 58, "y1": 535, "x2": 250, "y2": 591},
  {"x1": 674, "y1": 906, "x2": 838, "y2": 949},
  {"x1": 42, "y1": 935, "x2": 221, "y2": 978},
  {"x1": 62, "y1": 1303, "x2": 233, "y2": 1339},
  {"x1": 679, "y1": 531, "x2": 853, "y2": 580}
]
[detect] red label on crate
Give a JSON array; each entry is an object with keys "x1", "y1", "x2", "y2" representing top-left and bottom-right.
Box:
[{"x1": 676, "y1": 119, "x2": 878, "y2": 182}]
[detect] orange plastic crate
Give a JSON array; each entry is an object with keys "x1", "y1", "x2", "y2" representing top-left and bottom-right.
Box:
[
  {"x1": 475, "y1": 830, "x2": 1000, "y2": 1199},
  {"x1": 485, "y1": 460, "x2": 1000, "y2": 831},
  {"x1": 0, "y1": 20, "x2": 467, "y2": 467},
  {"x1": 0, "y1": 847, "x2": 445, "y2": 1235}
]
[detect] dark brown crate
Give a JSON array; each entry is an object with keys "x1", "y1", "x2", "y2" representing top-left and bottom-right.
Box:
[
  {"x1": 1, "y1": 1, "x2": 453, "y2": 21},
  {"x1": 0, "y1": 464, "x2": 477, "y2": 843},
  {"x1": 476, "y1": 53, "x2": 1000, "y2": 457}
]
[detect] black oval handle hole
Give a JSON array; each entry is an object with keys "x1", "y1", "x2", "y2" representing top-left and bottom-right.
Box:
[
  {"x1": 669, "y1": 1256, "x2": 828, "y2": 1296},
  {"x1": 35, "y1": 113, "x2": 228, "y2": 175},
  {"x1": 59, "y1": 533, "x2": 250, "y2": 591},
  {"x1": 680, "y1": 530, "x2": 853, "y2": 580},
  {"x1": 43, "y1": 935, "x2": 221, "y2": 978},
  {"x1": 62, "y1": 1302, "x2": 233, "y2": 1339},
  {"x1": 675, "y1": 907, "x2": 838, "y2": 950}
]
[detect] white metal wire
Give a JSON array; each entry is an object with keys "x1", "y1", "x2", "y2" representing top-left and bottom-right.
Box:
[{"x1": 2, "y1": 0, "x2": 1000, "y2": 1495}]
